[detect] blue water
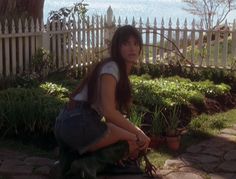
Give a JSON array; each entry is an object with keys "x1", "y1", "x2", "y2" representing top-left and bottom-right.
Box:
[{"x1": 44, "y1": 0, "x2": 235, "y2": 26}]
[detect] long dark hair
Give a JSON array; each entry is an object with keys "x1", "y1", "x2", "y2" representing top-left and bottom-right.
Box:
[{"x1": 70, "y1": 25, "x2": 143, "y2": 113}]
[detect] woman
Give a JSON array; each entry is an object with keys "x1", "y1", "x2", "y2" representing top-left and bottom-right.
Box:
[{"x1": 54, "y1": 25, "x2": 150, "y2": 176}]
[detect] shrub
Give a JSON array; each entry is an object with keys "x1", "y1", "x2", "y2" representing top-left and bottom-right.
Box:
[{"x1": 0, "y1": 88, "x2": 67, "y2": 139}]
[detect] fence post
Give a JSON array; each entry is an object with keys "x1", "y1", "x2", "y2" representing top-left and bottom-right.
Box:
[
  {"x1": 41, "y1": 20, "x2": 50, "y2": 52},
  {"x1": 232, "y1": 19, "x2": 236, "y2": 58},
  {"x1": 105, "y1": 6, "x2": 116, "y2": 49}
]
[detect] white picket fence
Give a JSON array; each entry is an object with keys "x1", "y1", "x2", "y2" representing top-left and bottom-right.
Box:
[{"x1": 0, "y1": 7, "x2": 236, "y2": 77}]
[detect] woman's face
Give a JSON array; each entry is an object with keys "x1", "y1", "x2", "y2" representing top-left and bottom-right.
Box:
[{"x1": 120, "y1": 36, "x2": 141, "y2": 65}]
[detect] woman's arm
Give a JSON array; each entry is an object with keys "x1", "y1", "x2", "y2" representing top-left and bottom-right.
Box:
[{"x1": 100, "y1": 74, "x2": 143, "y2": 136}]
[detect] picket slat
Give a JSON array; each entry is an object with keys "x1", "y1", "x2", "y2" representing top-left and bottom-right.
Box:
[
  {"x1": 72, "y1": 19, "x2": 77, "y2": 66},
  {"x1": 4, "y1": 20, "x2": 10, "y2": 76},
  {"x1": 232, "y1": 20, "x2": 236, "y2": 57},
  {"x1": 62, "y1": 19, "x2": 67, "y2": 67},
  {"x1": 18, "y1": 19, "x2": 23, "y2": 73},
  {"x1": 213, "y1": 28, "x2": 220, "y2": 67},
  {"x1": 0, "y1": 23, "x2": 3, "y2": 75},
  {"x1": 30, "y1": 18, "x2": 35, "y2": 70},
  {"x1": 175, "y1": 19, "x2": 180, "y2": 61},
  {"x1": 198, "y1": 28, "x2": 204, "y2": 67},
  {"x1": 153, "y1": 18, "x2": 157, "y2": 64},
  {"x1": 145, "y1": 18, "x2": 150, "y2": 63},
  {"x1": 183, "y1": 19, "x2": 188, "y2": 60},
  {"x1": 86, "y1": 16, "x2": 91, "y2": 65},
  {"x1": 57, "y1": 21, "x2": 62, "y2": 68},
  {"x1": 222, "y1": 21, "x2": 229, "y2": 68},
  {"x1": 167, "y1": 18, "x2": 172, "y2": 63},
  {"x1": 11, "y1": 20, "x2": 17, "y2": 75},
  {"x1": 206, "y1": 30, "x2": 212, "y2": 67},
  {"x1": 159, "y1": 18, "x2": 164, "y2": 60},
  {"x1": 191, "y1": 19, "x2": 195, "y2": 64}
]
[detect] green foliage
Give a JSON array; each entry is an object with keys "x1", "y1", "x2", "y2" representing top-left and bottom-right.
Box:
[
  {"x1": 189, "y1": 114, "x2": 226, "y2": 133},
  {"x1": 164, "y1": 105, "x2": 181, "y2": 136},
  {"x1": 40, "y1": 82, "x2": 69, "y2": 98},
  {"x1": 31, "y1": 48, "x2": 53, "y2": 80},
  {"x1": 131, "y1": 62, "x2": 236, "y2": 92},
  {"x1": 151, "y1": 106, "x2": 166, "y2": 136},
  {"x1": 48, "y1": 0, "x2": 88, "y2": 21},
  {"x1": 0, "y1": 88, "x2": 67, "y2": 139},
  {"x1": 130, "y1": 75, "x2": 230, "y2": 109},
  {"x1": 129, "y1": 105, "x2": 147, "y2": 128}
]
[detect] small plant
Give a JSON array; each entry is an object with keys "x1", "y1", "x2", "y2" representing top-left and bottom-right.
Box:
[
  {"x1": 164, "y1": 105, "x2": 181, "y2": 137},
  {"x1": 151, "y1": 105, "x2": 166, "y2": 136},
  {"x1": 129, "y1": 105, "x2": 146, "y2": 127},
  {"x1": 40, "y1": 82, "x2": 69, "y2": 98}
]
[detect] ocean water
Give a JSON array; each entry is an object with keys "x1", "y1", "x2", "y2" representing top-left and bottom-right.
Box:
[{"x1": 44, "y1": 0, "x2": 235, "y2": 27}]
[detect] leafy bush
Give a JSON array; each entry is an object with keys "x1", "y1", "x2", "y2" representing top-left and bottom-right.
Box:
[
  {"x1": 131, "y1": 63, "x2": 236, "y2": 92},
  {"x1": 0, "y1": 88, "x2": 67, "y2": 139},
  {"x1": 40, "y1": 82, "x2": 69, "y2": 97},
  {"x1": 131, "y1": 75, "x2": 230, "y2": 109}
]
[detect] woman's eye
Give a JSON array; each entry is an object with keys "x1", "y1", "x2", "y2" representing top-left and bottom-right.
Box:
[{"x1": 123, "y1": 42, "x2": 129, "y2": 46}]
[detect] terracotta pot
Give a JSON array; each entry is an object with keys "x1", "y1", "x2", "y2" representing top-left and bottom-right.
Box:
[
  {"x1": 149, "y1": 136, "x2": 165, "y2": 149},
  {"x1": 166, "y1": 135, "x2": 181, "y2": 151}
]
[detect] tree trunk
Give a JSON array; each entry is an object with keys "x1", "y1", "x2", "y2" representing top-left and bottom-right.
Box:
[{"x1": 0, "y1": 0, "x2": 45, "y2": 22}]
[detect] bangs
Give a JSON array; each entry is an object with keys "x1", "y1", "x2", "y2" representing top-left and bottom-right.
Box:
[{"x1": 118, "y1": 26, "x2": 142, "y2": 46}]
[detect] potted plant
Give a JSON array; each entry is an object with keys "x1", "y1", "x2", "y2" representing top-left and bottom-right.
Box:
[
  {"x1": 148, "y1": 105, "x2": 166, "y2": 149},
  {"x1": 164, "y1": 105, "x2": 181, "y2": 151}
]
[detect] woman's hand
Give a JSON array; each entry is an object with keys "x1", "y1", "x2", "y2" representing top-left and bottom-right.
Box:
[{"x1": 136, "y1": 131, "x2": 150, "y2": 151}]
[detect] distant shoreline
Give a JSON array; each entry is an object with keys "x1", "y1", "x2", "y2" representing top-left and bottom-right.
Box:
[{"x1": 43, "y1": 0, "x2": 236, "y2": 26}]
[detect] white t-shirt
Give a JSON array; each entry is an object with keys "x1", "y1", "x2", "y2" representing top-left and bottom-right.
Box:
[{"x1": 73, "y1": 61, "x2": 120, "y2": 115}]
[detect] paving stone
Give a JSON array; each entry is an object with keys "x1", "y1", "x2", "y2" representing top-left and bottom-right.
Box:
[
  {"x1": 158, "y1": 169, "x2": 172, "y2": 176},
  {"x1": 224, "y1": 150, "x2": 236, "y2": 161},
  {"x1": 208, "y1": 172, "x2": 235, "y2": 179},
  {"x1": 186, "y1": 144, "x2": 203, "y2": 153},
  {"x1": 101, "y1": 175, "x2": 147, "y2": 179},
  {"x1": 219, "y1": 142, "x2": 236, "y2": 152},
  {"x1": 0, "y1": 159, "x2": 33, "y2": 174},
  {"x1": 24, "y1": 157, "x2": 55, "y2": 167},
  {"x1": 200, "y1": 147, "x2": 224, "y2": 157},
  {"x1": 198, "y1": 138, "x2": 225, "y2": 148},
  {"x1": 199, "y1": 163, "x2": 219, "y2": 172},
  {"x1": 218, "y1": 134, "x2": 236, "y2": 142},
  {"x1": 164, "y1": 171, "x2": 203, "y2": 179},
  {"x1": 0, "y1": 150, "x2": 27, "y2": 160},
  {"x1": 12, "y1": 175, "x2": 49, "y2": 179},
  {"x1": 0, "y1": 165, "x2": 33, "y2": 175},
  {"x1": 180, "y1": 153, "x2": 220, "y2": 164},
  {"x1": 217, "y1": 161, "x2": 236, "y2": 172},
  {"x1": 164, "y1": 159, "x2": 187, "y2": 169},
  {"x1": 178, "y1": 166, "x2": 207, "y2": 177},
  {"x1": 34, "y1": 166, "x2": 51, "y2": 175},
  {"x1": 221, "y1": 128, "x2": 236, "y2": 136}
]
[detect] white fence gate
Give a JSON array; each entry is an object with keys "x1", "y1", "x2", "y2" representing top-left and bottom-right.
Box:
[{"x1": 0, "y1": 7, "x2": 236, "y2": 77}]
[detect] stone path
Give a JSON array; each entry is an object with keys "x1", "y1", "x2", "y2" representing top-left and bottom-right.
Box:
[{"x1": 0, "y1": 124, "x2": 236, "y2": 179}]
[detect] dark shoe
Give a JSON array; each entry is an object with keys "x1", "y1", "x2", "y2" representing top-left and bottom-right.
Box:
[
  {"x1": 99, "y1": 159, "x2": 143, "y2": 175},
  {"x1": 49, "y1": 160, "x2": 63, "y2": 179}
]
